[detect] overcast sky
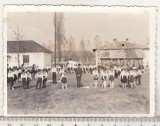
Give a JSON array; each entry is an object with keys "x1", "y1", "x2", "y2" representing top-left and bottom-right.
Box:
[{"x1": 7, "y1": 10, "x2": 149, "y2": 50}]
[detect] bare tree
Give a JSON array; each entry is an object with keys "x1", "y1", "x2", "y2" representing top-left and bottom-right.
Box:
[
  {"x1": 79, "y1": 39, "x2": 95, "y2": 63},
  {"x1": 68, "y1": 35, "x2": 76, "y2": 59},
  {"x1": 55, "y1": 12, "x2": 65, "y2": 62},
  {"x1": 94, "y1": 35, "x2": 102, "y2": 48},
  {"x1": 47, "y1": 40, "x2": 54, "y2": 51},
  {"x1": 87, "y1": 40, "x2": 91, "y2": 51},
  {"x1": 79, "y1": 39, "x2": 85, "y2": 62},
  {"x1": 85, "y1": 51, "x2": 95, "y2": 63},
  {"x1": 80, "y1": 39, "x2": 85, "y2": 51},
  {"x1": 12, "y1": 25, "x2": 23, "y2": 67}
]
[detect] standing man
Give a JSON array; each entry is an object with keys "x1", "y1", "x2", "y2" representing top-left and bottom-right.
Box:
[
  {"x1": 75, "y1": 63, "x2": 82, "y2": 88},
  {"x1": 32, "y1": 64, "x2": 36, "y2": 77},
  {"x1": 51, "y1": 66, "x2": 57, "y2": 84}
]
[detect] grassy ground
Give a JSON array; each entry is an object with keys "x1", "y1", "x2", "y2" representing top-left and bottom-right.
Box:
[{"x1": 7, "y1": 70, "x2": 150, "y2": 115}]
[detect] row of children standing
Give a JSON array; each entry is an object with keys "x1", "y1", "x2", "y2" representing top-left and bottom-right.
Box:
[
  {"x1": 67, "y1": 64, "x2": 95, "y2": 74},
  {"x1": 7, "y1": 67, "x2": 32, "y2": 90},
  {"x1": 93, "y1": 68, "x2": 115, "y2": 88},
  {"x1": 92, "y1": 66, "x2": 143, "y2": 89},
  {"x1": 51, "y1": 66, "x2": 68, "y2": 89},
  {"x1": 7, "y1": 66, "x2": 48, "y2": 90}
]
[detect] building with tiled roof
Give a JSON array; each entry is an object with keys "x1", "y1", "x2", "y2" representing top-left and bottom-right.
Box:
[
  {"x1": 7, "y1": 40, "x2": 52, "y2": 53},
  {"x1": 93, "y1": 40, "x2": 149, "y2": 67},
  {"x1": 7, "y1": 40, "x2": 53, "y2": 69}
]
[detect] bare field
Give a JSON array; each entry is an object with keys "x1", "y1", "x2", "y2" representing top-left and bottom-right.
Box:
[{"x1": 7, "y1": 70, "x2": 150, "y2": 115}]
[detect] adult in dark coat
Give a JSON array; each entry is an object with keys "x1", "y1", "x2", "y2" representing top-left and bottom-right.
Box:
[
  {"x1": 32, "y1": 64, "x2": 36, "y2": 77},
  {"x1": 75, "y1": 64, "x2": 82, "y2": 88}
]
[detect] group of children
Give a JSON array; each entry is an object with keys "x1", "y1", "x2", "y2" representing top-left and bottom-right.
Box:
[
  {"x1": 7, "y1": 63, "x2": 143, "y2": 90},
  {"x1": 92, "y1": 65, "x2": 143, "y2": 89},
  {"x1": 7, "y1": 67, "x2": 32, "y2": 90},
  {"x1": 93, "y1": 68, "x2": 115, "y2": 88},
  {"x1": 66, "y1": 63, "x2": 95, "y2": 74},
  {"x1": 59, "y1": 63, "x2": 143, "y2": 89},
  {"x1": 7, "y1": 66, "x2": 49, "y2": 90},
  {"x1": 7, "y1": 65, "x2": 68, "y2": 90}
]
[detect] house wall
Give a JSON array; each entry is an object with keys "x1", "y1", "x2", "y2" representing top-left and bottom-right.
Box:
[
  {"x1": 43, "y1": 53, "x2": 52, "y2": 68},
  {"x1": 98, "y1": 49, "x2": 150, "y2": 67},
  {"x1": 7, "y1": 53, "x2": 19, "y2": 67},
  {"x1": 7, "y1": 52, "x2": 51, "y2": 69}
]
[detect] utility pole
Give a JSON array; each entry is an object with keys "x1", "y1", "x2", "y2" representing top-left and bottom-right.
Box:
[
  {"x1": 96, "y1": 49, "x2": 98, "y2": 66},
  {"x1": 53, "y1": 12, "x2": 57, "y2": 67},
  {"x1": 16, "y1": 25, "x2": 20, "y2": 67}
]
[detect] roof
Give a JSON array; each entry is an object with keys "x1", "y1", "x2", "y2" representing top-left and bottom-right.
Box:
[
  {"x1": 98, "y1": 41, "x2": 149, "y2": 50},
  {"x1": 7, "y1": 40, "x2": 53, "y2": 53},
  {"x1": 100, "y1": 50, "x2": 144, "y2": 59}
]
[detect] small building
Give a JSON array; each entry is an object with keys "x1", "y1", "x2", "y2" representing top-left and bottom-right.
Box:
[{"x1": 7, "y1": 40, "x2": 53, "y2": 69}]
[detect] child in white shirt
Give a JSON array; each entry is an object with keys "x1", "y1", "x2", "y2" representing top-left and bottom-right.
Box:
[
  {"x1": 109, "y1": 69, "x2": 115, "y2": 88},
  {"x1": 8, "y1": 69, "x2": 14, "y2": 90},
  {"x1": 35, "y1": 70, "x2": 43, "y2": 89},
  {"x1": 129, "y1": 69, "x2": 136, "y2": 88},
  {"x1": 26, "y1": 71, "x2": 32, "y2": 89},
  {"x1": 121, "y1": 69, "x2": 128, "y2": 88},
  {"x1": 21, "y1": 70, "x2": 27, "y2": 89},
  {"x1": 93, "y1": 68, "x2": 99, "y2": 88},
  {"x1": 42, "y1": 69, "x2": 48, "y2": 88},
  {"x1": 61, "y1": 72, "x2": 67, "y2": 89},
  {"x1": 102, "y1": 69, "x2": 108, "y2": 88}
]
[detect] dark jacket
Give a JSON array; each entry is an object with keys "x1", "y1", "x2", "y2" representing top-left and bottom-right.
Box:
[{"x1": 75, "y1": 67, "x2": 82, "y2": 77}]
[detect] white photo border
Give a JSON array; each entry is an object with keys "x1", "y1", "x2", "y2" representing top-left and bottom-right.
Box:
[{"x1": 3, "y1": 5, "x2": 156, "y2": 117}]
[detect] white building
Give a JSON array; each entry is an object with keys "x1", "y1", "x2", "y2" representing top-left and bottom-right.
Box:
[{"x1": 7, "y1": 40, "x2": 53, "y2": 69}]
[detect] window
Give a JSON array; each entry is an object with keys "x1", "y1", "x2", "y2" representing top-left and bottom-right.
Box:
[{"x1": 23, "y1": 55, "x2": 29, "y2": 64}]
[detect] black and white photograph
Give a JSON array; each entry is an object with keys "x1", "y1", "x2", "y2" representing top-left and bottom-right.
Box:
[{"x1": 4, "y1": 6, "x2": 156, "y2": 116}]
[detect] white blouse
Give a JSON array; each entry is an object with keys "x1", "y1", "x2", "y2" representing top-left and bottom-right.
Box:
[
  {"x1": 21, "y1": 73, "x2": 27, "y2": 79},
  {"x1": 8, "y1": 72, "x2": 14, "y2": 78},
  {"x1": 35, "y1": 73, "x2": 43, "y2": 79},
  {"x1": 93, "y1": 70, "x2": 98, "y2": 77}
]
